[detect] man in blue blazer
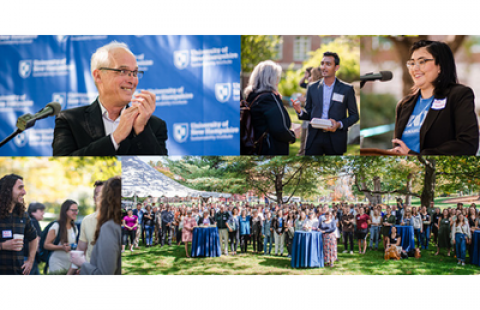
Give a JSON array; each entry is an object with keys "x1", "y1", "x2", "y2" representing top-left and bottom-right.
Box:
[{"x1": 292, "y1": 52, "x2": 359, "y2": 155}]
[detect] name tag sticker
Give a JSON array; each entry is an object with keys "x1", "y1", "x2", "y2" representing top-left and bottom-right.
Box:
[
  {"x1": 2, "y1": 230, "x2": 13, "y2": 238},
  {"x1": 431, "y1": 98, "x2": 447, "y2": 110},
  {"x1": 332, "y1": 93, "x2": 344, "y2": 102}
]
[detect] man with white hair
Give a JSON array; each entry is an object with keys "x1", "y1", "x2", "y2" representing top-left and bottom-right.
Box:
[{"x1": 52, "y1": 41, "x2": 168, "y2": 155}]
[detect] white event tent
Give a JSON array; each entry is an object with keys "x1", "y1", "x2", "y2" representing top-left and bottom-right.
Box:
[{"x1": 121, "y1": 156, "x2": 232, "y2": 199}]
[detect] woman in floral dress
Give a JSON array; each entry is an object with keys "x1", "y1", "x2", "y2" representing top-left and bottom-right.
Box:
[
  {"x1": 319, "y1": 210, "x2": 337, "y2": 267},
  {"x1": 182, "y1": 209, "x2": 198, "y2": 258}
]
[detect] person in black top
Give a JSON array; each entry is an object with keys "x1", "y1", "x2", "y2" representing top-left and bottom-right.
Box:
[
  {"x1": 24, "y1": 202, "x2": 45, "y2": 275},
  {"x1": 143, "y1": 205, "x2": 154, "y2": 247},
  {"x1": 419, "y1": 206, "x2": 431, "y2": 250},
  {"x1": 161, "y1": 205, "x2": 174, "y2": 246},
  {"x1": 0, "y1": 174, "x2": 38, "y2": 275},
  {"x1": 242, "y1": 60, "x2": 296, "y2": 155}
]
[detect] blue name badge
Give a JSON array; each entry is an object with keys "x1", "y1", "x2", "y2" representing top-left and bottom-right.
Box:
[{"x1": 2, "y1": 230, "x2": 13, "y2": 238}]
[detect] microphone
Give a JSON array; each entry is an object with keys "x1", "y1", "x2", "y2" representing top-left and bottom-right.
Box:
[
  {"x1": 360, "y1": 71, "x2": 393, "y2": 82},
  {"x1": 16, "y1": 102, "x2": 62, "y2": 131}
]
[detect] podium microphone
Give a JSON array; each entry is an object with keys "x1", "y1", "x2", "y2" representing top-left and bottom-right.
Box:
[
  {"x1": 0, "y1": 102, "x2": 62, "y2": 149},
  {"x1": 360, "y1": 71, "x2": 393, "y2": 88},
  {"x1": 16, "y1": 102, "x2": 62, "y2": 131}
]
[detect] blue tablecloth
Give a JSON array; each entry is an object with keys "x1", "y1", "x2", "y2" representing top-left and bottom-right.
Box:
[
  {"x1": 191, "y1": 227, "x2": 222, "y2": 258},
  {"x1": 291, "y1": 231, "x2": 324, "y2": 268},
  {"x1": 471, "y1": 231, "x2": 480, "y2": 266},
  {"x1": 394, "y1": 226, "x2": 415, "y2": 251}
]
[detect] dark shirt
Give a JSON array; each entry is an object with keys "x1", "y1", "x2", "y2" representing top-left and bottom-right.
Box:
[
  {"x1": 420, "y1": 213, "x2": 431, "y2": 230},
  {"x1": 23, "y1": 216, "x2": 41, "y2": 258},
  {"x1": 389, "y1": 234, "x2": 400, "y2": 246},
  {"x1": 161, "y1": 210, "x2": 174, "y2": 225},
  {"x1": 215, "y1": 212, "x2": 231, "y2": 229},
  {"x1": 341, "y1": 214, "x2": 354, "y2": 233},
  {"x1": 0, "y1": 212, "x2": 37, "y2": 275},
  {"x1": 143, "y1": 211, "x2": 154, "y2": 227}
]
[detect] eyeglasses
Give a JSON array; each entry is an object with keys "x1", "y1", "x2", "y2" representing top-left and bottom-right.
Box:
[
  {"x1": 69, "y1": 209, "x2": 79, "y2": 213},
  {"x1": 99, "y1": 67, "x2": 144, "y2": 79},
  {"x1": 406, "y1": 59, "x2": 434, "y2": 69}
]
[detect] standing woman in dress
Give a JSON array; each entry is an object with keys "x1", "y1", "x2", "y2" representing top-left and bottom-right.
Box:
[
  {"x1": 431, "y1": 207, "x2": 441, "y2": 246},
  {"x1": 71, "y1": 176, "x2": 122, "y2": 275},
  {"x1": 435, "y1": 208, "x2": 451, "y2": 256},
  {"x1": 451, "y1": 213, "x2": 471, "y2": 266},
  {"x1": 182, "y1": 209, "x2": 197, "y2": 258},
  {"x1": 319, "y1": 211, "x2": 337, "y2": 267},
  {"x1": 44, "y1": 199, "x2": 79, "y2": 274}
]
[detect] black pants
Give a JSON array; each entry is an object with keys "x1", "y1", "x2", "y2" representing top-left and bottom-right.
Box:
[
  {"x1": 252, "y1": 231, "x2": 263, "y2": 252},
  {"x1": 123, "y1": 229, "x2": 136, "y2": 246},
  {"x1": 162, "y1": 225, "x2": 173, "y2": 246},
  {"x1": 343, "y1": 231, "x2": 354, "y2": 252},
  {"x1": 229, "y1": 230, "x2": 239, "y2": 252},
  {"x1": 240, "y1": 234, "x2": 250, "y2": 253},
  {"x1": 305, "y1": 132, "x2": 338, "y2": 155},
  {"x1": 285, "y1": 234, "x2": 293, "y2": 255}
]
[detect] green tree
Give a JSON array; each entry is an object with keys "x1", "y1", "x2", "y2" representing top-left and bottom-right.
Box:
[{"x1": 241, "y1": 35, "x2": 281, "y2": 73}]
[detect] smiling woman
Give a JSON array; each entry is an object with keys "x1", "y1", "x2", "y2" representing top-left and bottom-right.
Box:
[{"x1": 391, "y1": 40, "x2": 479, "y2": 155}]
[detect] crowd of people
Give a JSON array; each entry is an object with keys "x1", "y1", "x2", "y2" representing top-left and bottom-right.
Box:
[
  {"x1": 0, "y1": 173, "x2": 122, "y2": 275},
  {"x1": 124, "y1": 198, "x2": 480, "y2": 267}
]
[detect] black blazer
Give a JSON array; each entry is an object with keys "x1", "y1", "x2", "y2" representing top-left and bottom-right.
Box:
[
  {"x1": 299, "y1": 78, "x2": 359, "y2": 154},
  {"x1": 249, "y1": 92, "x2": 296, "y2": 155},
  {"x1": 394, "y1": 84, "x2": 479, "y2": 155},
  {"x1": 52, "y1": 99, "x2": 168, "y2": 156}
]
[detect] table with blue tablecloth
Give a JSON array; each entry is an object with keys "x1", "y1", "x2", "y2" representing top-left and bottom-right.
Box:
[
  {"x1": 191, "y1": 227, "x2": 222, "y2": 258},
  {"x1": 393, "y1": 226, "x2": 415, "y2": 251},
  {"x1": 471, "y1": 231, "x2": 480, "y2": 266},
  {"x1": 291, "y1": 231, "x2": 324, "y2": 268}
]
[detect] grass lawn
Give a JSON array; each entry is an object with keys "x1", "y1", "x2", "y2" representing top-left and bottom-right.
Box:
[{"x1": 121, "y1": 240, "x2": 480, "y2": 275}]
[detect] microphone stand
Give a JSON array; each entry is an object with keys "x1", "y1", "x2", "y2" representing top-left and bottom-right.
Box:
[
  {"x1": 0, "y1": 128, "x2": 23, "y2": 148},
  {"x1": 0, "y1": 113, "x2": 36, "y2": 149}
]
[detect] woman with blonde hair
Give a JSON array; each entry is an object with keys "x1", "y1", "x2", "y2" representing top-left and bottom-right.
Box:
[
  {"x1": 242, "y1": 60, "x2": 296, "y2": 155},
  {"x1": 71, "y1": 176, "x2": 122, "y2": 275}
]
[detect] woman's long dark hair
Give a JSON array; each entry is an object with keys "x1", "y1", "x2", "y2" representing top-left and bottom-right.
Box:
[
  {"x1": 58, "y1": 199, "x2": 78, "y2": 244},
  {"x1": 401, "y1": 40, "x2": 458, "y2": 105},
  {"x1": 0, "y1": 174, "x2": 25, "y2": 220},
  {"x1": 93, "y1": 176, "x2": 121, "y2": 245}
]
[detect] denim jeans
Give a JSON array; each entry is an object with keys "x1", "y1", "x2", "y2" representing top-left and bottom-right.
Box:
[
  {"x1": 455, "y1": 233, "x2": 467, "y2": 262},
  {"x1": 229, "y1": 230, "x2": 239, "y2": 252},
  {"x1": 420, "y1": 226, "x2": 430, "y2": 249},
  {"x1": 144, "y1": 225, "x2": 154, "y2": 246},
  {"x1": 264, "y1": 235, "x2": 273, "y2": 254},
  {"x1": 369, "y1": 226, "x2": 380, "y2": 249},
  {"x1": 414, "y1": 228, "x2": 421, "y2": 248}
]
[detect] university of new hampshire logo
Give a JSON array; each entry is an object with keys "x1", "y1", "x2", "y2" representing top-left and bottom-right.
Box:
[
  {"x1": 14, "y1": 132, "x2": 28, "y2": 147},
  {"x1": 19, "y1": 60, "x2": 32, "y2": 78},
  {"x1": 215, "y1": 83, "x2": 231, "y2": 103},
  {"x1": 52, "y1": 93, "x2": 67, "y2": 110},
  {"x1": 173, "y1": 123, "x2": 189, "y2": 143},
  {"x1": 173, "y1": 50, "x2": 189, "y2": 70}
]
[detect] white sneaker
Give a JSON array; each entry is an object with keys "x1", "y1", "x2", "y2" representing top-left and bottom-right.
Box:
[
  {"x1": 342, "y1": 250, "x2": 348, "y2": 253},
  {"x1": 350, "y1": 251, "x2": 353, "y2": 254},
  {"x1": 462, "y1": 262, "x2": 465, "y2": 266}
]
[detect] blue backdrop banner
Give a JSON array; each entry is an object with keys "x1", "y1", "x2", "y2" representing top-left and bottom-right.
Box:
[{"x1": 0, "y1": 35, "x2": 240, "y2": 156}]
